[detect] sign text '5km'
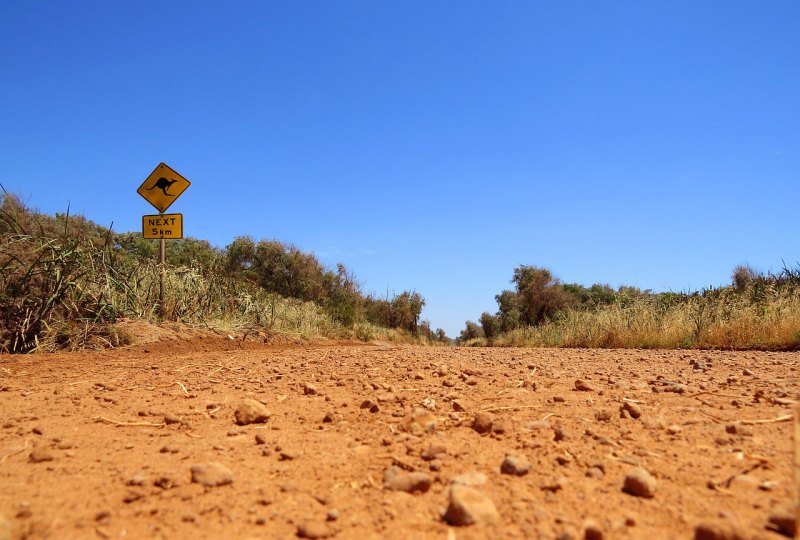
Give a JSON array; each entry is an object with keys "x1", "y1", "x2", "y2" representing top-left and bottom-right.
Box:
[
  {"x1": 142, "y1": 214, "x2": 183, "y2": 239},
  {"x1": 137, "y1": 162, "x2": 191, "y2": 213}
]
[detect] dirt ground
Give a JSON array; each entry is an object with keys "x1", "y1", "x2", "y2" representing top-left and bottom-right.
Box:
[{"x1": 1, "y1": 338, "x2": 798, "y2": 540}]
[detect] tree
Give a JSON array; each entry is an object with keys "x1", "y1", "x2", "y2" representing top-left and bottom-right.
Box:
[
  {"x1": 460, "y1": 320, "x2": 484, "y2": 341},
  {"x1": 512, "y1": 265, "x2": 576, "y2": 326},
  {"x1": 479, "y1": 312, "x2": 500, "y2": 340},
  {"x1": 391, "y1": 291, "x2": 425, "y2": 334}
]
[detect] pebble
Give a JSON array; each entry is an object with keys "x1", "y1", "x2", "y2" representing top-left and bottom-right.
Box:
[
  {"x1": 724, "y1": 423, "x2": 753, "y2": 437},
  {"x1": 492, "y1": 418, "x2": 510, "y2": 435},
  {"x1": 255, "y1": 433, "x2": 267, "y2": 445},
  {"x1": 452, "y1": 400, "x2": 467, "y2": 412},
  {"x1": 383, "y1": 466, "x2": 433, "y2": 493},
  {"x1": 693, "y1": 520, "x2": 746, "y2": 540},
  {"x1": 575, "y1": 379, "x2": 593, "y2": 392},
  {"x1": 583, "y1": 519, "x2": 603, "y2": 540},
  {"x1": 472, "y1": 412, "x2": 494, "y2": 434},
  {"x1": 622, "y1": 467, "x2": 656, "y2": 498},
  {"x1": 234, "y1": 399, "x2": 271, "y2": 425},
  {"x1": 163, "y1": 413, "x2": 181, "y2": 425},
  {"x1": 359, "y1": 399, "x2": 380, "y2": 413},
  {"x1": 296, "y1": 522, "x2": 334, "y2": 539},
  {"x1": 525, "y1": 419, "x2": 551, "y2": 430},
  {"x1": 500, "y1": 454, "x2": 531, "y2": 476},
  {"x1": 303, "y1": 383, "x2": 318, "y2": 396},
  {"x1": 594, "y1": 410, "x2": 612, "y2": 422},
  {"x1": 443, "y1": 485, "x2": 500, "y2": 526},
  {"x1": 421, "y1": 443, "x2": 447, "y2": 461},
  {"x1": 451, "y1": 471, "x2": 488, "y2": 487},
  {"x1": 190, "y1": 462, "x2": 234, "y2": 487},
  {"x1": 585, "y1": 467, "x2": 604, "y2": 479},
  {"x1": 322, "y1": 412, "x2": 336, "y2": 423},
  {"x1": 123, "y1": 490, "x2": 145, "y2": 504},
  {"x1": 398, "y1": 408, "x2": 437, "y2": 435},
  {"x1": 28, "y1": 448, "x2": 54, "y2": 463},
  {"x1": 766, "y1": 508, "x2": 796, "y2": 538},
  {"x1": 620, "y1": 402, "x2": 642, "y2": 419},
  {"x1": 126, "y1": 471, "x2": 147, "y2": 486}
]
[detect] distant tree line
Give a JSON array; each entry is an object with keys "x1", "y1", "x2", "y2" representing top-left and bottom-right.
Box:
[
  {"x1": 459, "y1": 263, "x2": 800, "y2": 344},
  {"x1": 116, "y1": 233, "x2": 444, "y2": 337},
  {"x1": 460, "y1": 265, "x2": 648, "y2": 342}
]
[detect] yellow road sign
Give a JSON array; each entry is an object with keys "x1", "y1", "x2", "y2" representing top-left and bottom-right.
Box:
[
  {"x1": 142, "y1": 213, "x2": 183, "y2": 239},
  {"x1": 137, "y1": 163, "x2": 191, "y2": 213}
]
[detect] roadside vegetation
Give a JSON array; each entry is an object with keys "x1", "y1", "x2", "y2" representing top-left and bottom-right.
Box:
[
  {"x1": 461, "y1": 264, "x2": 800, "y2": 350},
  {"x1": 0, "y1": 192, "x2": 447, "y2": 353}
]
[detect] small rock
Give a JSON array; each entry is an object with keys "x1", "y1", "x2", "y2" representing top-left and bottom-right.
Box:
[
  {"x1": 694, "y1": 520, "x2": 746, "y2": 540},
  {"x1": 583, "y1": 519, "x2": 603, "y2": 540},
  {"x1": 540, "y1": 476, "x2": 568, "y2": 492},
  {"x1": 622, "y1": 467, "x2": 656, "y2": 498},
  {"x1": 190, "y1": 462, "x2": 234, "y2": 487},
  {"x1": 667, "y1": 425, "x2": 682, "y2": 435},
  {"x1": 472, "y1": 412, "x2": 494, "y2": 434},
  {"x1": 163, "y1": 413, "x2": 181, "y2": 425},
  {"x1": 766, "y1": 508, "x2": 796, "y2": 537},
  {"x1": 296, "y1": 521, "x2": 334, "y2": 539},
  {"x1": 585, "y1": 466, "x2": 604, "y2": 479},
  {"x1": 255, "y1": 433, "x2": 267, "y2": 445},
  {"x1": 359, "y1": 399, "x2": 380, "y2": 413},
  {"x1": 322, "y1": 412, "x2": 336, "y2": 423},
  {"x1": 421, "y1": 443, "x2": 447, "y2": 461},
  {"x1": 383, "y1": 466, "x2": 432, "y2": 493},
  {"x1": 594, "y1": 410, "x2": 612, "y2": 422},
  {"x1": 123, "y1": 490, "x2": 145, "y2": 504},
  {"x1": 126, "y1": 471, "x2": 147, "y2": 486},
  {"x1": 452, "y1": 400, "x2": 467, "y2": 412},
  {"x1": 234, "y1": 399, "x2": 271, "y2": 426},
  {"x1": 492, "y1": 418, "x2": 510, "y2": 435},
  {"x1": 500, "y1": 454, "x2": 531, "y2": 476},
  {"x1": 620, "y1": 402, "x2": 642, "y2": 419},
  {"x1": 553, "y1": 425, "x2": 571, "y2": 442},
  {"x1": 398, "y1": 408, "x2": 437, "y2": 435},
  {"x1": 725, "y1": 423, "x2": 753, "y2": 437},
  {"x1": 443, "y1": 484, "x2": 500, "y2": 526},
  {"x1": 303, "y1": 383, "x2": 318, "y2": 396},
  {"x1": 525, "y1": 419, "x2": 551, "y2": 430},
  {"x1": 553, "y1": 396, "x2": 566, "y2": 403},
  {"x1": 575, "y1": 380, "x2": 593, "y2": 392},
  {"x1": 451, "y1": 471, "x2": 488, "y2": 487},
  {"x1": 28, "y1": 448, "x2": 54, "y2": 463}
]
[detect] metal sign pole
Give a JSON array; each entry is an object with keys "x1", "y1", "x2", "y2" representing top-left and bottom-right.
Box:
[{"x1": 159, "y1": 235, "x2": 166, "y2": 319}]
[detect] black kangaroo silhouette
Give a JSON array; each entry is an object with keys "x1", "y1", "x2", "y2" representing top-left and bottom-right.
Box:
[{"x1": 146, "y1": 177, "x2": 178, "y2": 196}]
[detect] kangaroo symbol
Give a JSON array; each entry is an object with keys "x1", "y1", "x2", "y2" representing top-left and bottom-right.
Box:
[{"x1": 146, "y1": 177, "x2": 178, "y2": 196}]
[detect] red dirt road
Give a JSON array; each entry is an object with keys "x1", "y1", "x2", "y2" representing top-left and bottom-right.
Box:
[{"x1": 0, "y1": 341, "x2": 797, "y2": 539}]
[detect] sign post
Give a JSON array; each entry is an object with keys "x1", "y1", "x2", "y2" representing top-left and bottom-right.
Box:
[{"x1": 137, "y1": 163, "x2": 191, "y2": 318}]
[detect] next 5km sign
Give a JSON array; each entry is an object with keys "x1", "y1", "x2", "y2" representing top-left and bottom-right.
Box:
[{"x1": 143, "y1": 214, "x2": 183, "y2": 239}]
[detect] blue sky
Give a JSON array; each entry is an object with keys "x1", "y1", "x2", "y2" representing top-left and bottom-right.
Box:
[{"x1": 1, "y1": 2, "x2": 798, "y2": 336}]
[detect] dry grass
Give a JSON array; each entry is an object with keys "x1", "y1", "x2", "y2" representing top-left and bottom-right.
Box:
[
  {"x1": 0, "y1": 193, "x2": 384, "y2": 352},
  {"x1": 489, "y1": 285, "x2": 800, "y2": 350}
]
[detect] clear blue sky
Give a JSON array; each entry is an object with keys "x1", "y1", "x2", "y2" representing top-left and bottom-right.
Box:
[{"x1": 2, "y1": 2, "x2": 798, "y2": 337}]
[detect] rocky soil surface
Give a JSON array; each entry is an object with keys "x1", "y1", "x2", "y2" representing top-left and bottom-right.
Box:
[{"x1": 0, "y1": 341, "x2": 797, "y2": 539}]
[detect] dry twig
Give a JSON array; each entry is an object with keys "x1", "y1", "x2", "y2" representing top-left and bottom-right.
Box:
[
  {"x1": 175, "y1": 381, "x2": 189, "y2": 396},
  {"x1": 739, "y1": 414, "x2": 793, "y2": 425},
  {"x1": 93, "y1": 416, "x2": 165, "y2": 428}
]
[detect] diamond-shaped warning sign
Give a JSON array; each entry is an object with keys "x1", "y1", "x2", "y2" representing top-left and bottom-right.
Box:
[{"x1": 137, "y1": 163, "x2": 191, "y2": 213}]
